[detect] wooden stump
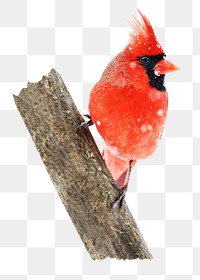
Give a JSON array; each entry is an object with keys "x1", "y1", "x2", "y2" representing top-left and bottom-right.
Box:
[{"x1": 13, "y1": 69, "x2": 152, "y2": 260}]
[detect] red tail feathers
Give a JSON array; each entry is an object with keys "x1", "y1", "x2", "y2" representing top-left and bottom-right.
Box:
[{"x1": 102, "y1": 144, "x2": 136, "y2": 188}]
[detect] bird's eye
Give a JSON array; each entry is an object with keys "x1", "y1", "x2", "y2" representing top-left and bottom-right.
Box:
[{"x1": 140, "y1": 56, "x2": 151, "y2": 65}]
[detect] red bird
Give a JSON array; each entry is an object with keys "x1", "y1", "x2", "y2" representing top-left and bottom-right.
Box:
[{"x1": 88, "y1": 11, "x2": 178, "y2": 207}]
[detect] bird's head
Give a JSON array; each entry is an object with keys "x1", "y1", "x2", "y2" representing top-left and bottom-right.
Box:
[{"x1": 123, "y1": 10, "x2": 179, "y2": 91}]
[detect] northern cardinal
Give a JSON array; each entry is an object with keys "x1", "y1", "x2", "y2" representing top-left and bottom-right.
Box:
[{"x1": 87, "y1": 11, "x2": 178, "y2": 207}]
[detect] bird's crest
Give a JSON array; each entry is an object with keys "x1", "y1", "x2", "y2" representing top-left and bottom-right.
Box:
[{"x1": 128, "y1": 10, "x2": 163, "y2": 57}]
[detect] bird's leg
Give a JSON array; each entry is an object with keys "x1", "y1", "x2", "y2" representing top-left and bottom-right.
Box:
[
  {"x1": 83, "y1": 114, "x2": 93, "y2": 126},
  {"x1": 112, "y1": 160, "x2": 134, "y2": 209},
  {"x1": 112, "y1": 184, "x2": 128, "y2": 209},
  {"x1": 76, "y1": 114, "x2": 93, "y2": 130}
]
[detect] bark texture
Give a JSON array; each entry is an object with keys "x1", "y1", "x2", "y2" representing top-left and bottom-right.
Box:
[{"x1": 13, "y1": 69, "x2": 152, "y2": 260}]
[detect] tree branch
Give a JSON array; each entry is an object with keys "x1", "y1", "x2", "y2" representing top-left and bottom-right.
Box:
[{"x1": 13, "y1": 69, "x2": 152, "y2": 260}]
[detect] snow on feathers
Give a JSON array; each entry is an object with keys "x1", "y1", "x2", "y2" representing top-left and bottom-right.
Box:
[{"x1": 126, "y1": 10, "x2": 164, "y2": 58}]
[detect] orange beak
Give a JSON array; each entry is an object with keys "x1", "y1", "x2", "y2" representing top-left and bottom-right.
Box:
[{"x1": 153, "y1": 59, "x2": 179, "y2": 75}]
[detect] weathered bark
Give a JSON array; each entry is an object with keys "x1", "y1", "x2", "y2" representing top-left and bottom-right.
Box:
[{"x1": 13, "y1": 69, "x2": 152, "y2": 260}]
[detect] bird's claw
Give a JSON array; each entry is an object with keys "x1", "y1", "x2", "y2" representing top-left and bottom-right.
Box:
[
  {"x1": 111, "y1": 183, "x2": 128, "y2": 209},
  {"x1": 76, "y1": 114, "x2": 93, "y2": 130}
]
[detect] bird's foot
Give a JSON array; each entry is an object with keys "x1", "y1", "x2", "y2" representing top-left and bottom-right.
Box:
[
  {"x1": 111, "y1": 183, "x2": 128, "y2": 209},
  {"x1": 76, "y1": 114, "x2": 93, "y2": 130}
]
